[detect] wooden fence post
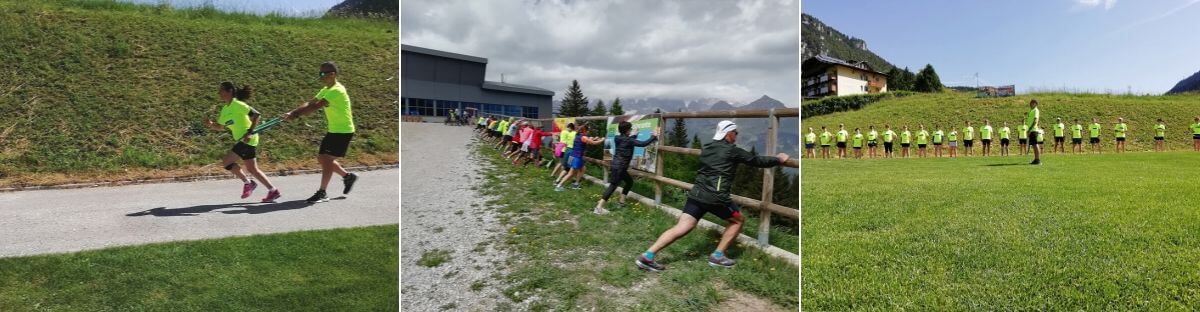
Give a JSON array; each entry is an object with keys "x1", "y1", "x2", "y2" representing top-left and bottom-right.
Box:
[
  {"x1": 758, "y1": 108, "x2": 778, "y2": 246},
  {"x1": 654, "y1": 114, "x2": 664, "y2": 207}
]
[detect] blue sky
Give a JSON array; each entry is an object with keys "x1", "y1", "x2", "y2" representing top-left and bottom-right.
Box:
[
  {"x1": 121, "y1": 0, "x2": 343, "y2": 17},
  {"x1": 803, "y1": 0, "x2": 1200, "y2": 94}
]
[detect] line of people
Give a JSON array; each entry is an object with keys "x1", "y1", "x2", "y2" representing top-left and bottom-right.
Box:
[
  {"x1": 471, "y1": 118, "x2": 791, "y2": 270},
  {"x1": 804, "y1": 114, "x2": 1200, "y2": 159}
]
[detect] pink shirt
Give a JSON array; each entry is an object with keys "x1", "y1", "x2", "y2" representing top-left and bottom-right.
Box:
[{"x1": 520, "y1": 127, "x2": 534, "y2": 144}]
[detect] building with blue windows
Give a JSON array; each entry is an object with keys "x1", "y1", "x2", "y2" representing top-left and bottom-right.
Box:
[{"x1": 401, "y1": 44, "x2": 554, "y2": 121}]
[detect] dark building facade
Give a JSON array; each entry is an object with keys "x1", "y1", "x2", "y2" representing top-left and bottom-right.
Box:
[{"x1": 401, "y1": 44, "x2": 554, "y2": 121}]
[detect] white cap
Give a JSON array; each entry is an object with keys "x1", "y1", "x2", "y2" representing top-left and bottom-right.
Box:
[{"x1": 713, "y1": 120, "x2": 737, "y2": 140}]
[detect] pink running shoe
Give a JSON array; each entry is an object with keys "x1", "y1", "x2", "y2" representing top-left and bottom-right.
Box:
[
  {"x1": 241, "y1": 180, "x2": 257, "y2": 199},
  {"x1": 262, "y1": 189, "x2": 281, "y2": 203}
]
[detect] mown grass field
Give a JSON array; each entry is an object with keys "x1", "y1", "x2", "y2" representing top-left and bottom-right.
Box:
[
  {"x1": 0, "y1": 0, "x2": 398, "y2": 187},
  {"x1": 0, "y1": 225, "x2": 399, "y2": 311},
  {"x1": 802, "y1": 92, "x2": 1200, "y2": 152},
  {"x1": 803, "y1": 151, "x2": 1200, "y2": 310},
  {"x1": 474, "y1": 143, "x2": 798, "y2": 311}
]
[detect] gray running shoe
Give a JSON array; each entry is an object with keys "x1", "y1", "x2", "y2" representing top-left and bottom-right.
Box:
[
  {"x1": 708, "y1": 254, "x2": 736, "y2": 268},
  {"x1": 636, "y1": 254, "x2": 665, "y2": 272}
]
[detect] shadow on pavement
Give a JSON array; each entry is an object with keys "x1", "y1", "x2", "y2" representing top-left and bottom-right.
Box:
[{"x1": 125, "y1": 197, "x2": 345, "y2": 217}]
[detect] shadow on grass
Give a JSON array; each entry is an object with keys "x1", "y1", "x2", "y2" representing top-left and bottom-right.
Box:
[
  {"x1": 983, "y1": 162, "x2": 1032, "y2": 167},
  {"x1": 125, "y1": 197, "x2": 346, "y2": 217}
]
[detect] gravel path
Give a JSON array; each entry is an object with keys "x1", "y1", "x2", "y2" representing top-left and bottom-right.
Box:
[
  {"x1": 0, "y1": 168, "x2": 399, "y2": 258},
  {"x1": 400, "y1": 122, "x2": 516, "y2": 311}
]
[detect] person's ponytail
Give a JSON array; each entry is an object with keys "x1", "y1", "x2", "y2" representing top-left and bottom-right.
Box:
[{"x1": 235, "y1": 84, "x2": 254, "y2": 101}]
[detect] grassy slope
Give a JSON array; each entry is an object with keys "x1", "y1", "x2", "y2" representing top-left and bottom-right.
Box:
[
  {"x1": 803, "y1": 150, "x2": 1200, "y2": 309},
  {"x1": 0, "y1": 225, "x2": 398, "y2": 311},
  {"x1": 476, "y1": 144, "x2": 798, "y2": 310},
  {"x1": 0, "y1": 0, "x2": 398, "y2": 186},
  {"x1": 802, "y1": 92, "x2": 1200, "y2": 152}
]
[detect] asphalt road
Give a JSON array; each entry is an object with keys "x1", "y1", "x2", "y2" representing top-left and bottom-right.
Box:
[{"x1": 0, "y1": 168, "x2": 399, "y2": 258}]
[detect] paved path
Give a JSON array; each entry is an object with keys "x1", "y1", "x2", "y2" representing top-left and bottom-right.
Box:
[
  {"x1": 400, "y1": 122, "x2": 517, "y2": 311},
  {"x1": 0, "y1": 168, "x2": 399, "y2": 258}
]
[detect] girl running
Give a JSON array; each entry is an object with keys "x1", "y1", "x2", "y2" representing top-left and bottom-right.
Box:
[{"x1": 205, "y1": 82, "x2": 281, "y2": 202}]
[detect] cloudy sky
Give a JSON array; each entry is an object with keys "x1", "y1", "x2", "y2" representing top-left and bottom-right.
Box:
[
  {"x1": 805, "y1": 0, "x2": 1200, "y2": 94},
  {"x1": 401, "y1": 0, "x2": 799, "y2": 107}
]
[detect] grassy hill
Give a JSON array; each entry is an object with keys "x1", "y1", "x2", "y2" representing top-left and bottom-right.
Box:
[
  {"x1": 0, "y1": 0, "x2": 398, "y2": 187},
  {"x1": 802, "y1": 92, "x2": 1200, "y2": 151}
]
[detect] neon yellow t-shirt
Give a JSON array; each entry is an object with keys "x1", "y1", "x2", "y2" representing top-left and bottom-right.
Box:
[
  {"x1": 999, "y1": 126, "x2": 1009, "y2": 139},
  {"x1": 1037, "y1": 129, "x2": 1045, "y2": 143},
  {"x1": 883, "y1": 130, "x2": 895, "y2": 142},
  {"x1": 315, "y1": 82, "x2": 354, "y2": 133},
  {"x1": 948, "y1": 131, "x2": 958, "y2": 142},
  {"x1": 916, "y1": 131, "x2": 928, "y2": 144},
  {"x1": 963, "y1": 126, "x2": 973, "y2": 140},
  {"x1": 868, "y1": 130, "x2": 878, "y2": 141},
  {"x1": 1191, "y1": 123, "x2": 1200, "y2": 135},
  {"x1": 563, "y1": 130, "x2": 578, "y2": 148},
  {"x1": 219, "y1": 99, "x2": 259, "y2": 147},
  {"x1": 1054, "y1": 123, "x2": 1065, "y2": 137},
  {"x1": 981, "y1": 125, "x2": 992, "y2": 140},
  {"x1": 901, "y1": 131, "x2": 911, "y2": 144},
  {"x1": 820, "y1": 131, "x2": 832, "y2": 145},
  {"x1": 852, "y1": 133, "x2": 864, "y2": 147},
  {"x1": 805, "y1": 132, "x2": 817, "y2": 144},
  {"x1": 1115, "y1": 123, "x2": 1127, "y2": 138},
  {"x1": 1019, "y1": 124, "x2": 1029, "y2": 136},
  {"x1": 933, "y1": 130, "x2": 944, "y2": 144},
  {"x1": 1071, "y1": 124, "x2": 1083, "y2": 139},
  {"x1": 1155, "y1": 124, "x2": 1166, "y2": 137},
  {"x1": 1089, "y1": 123, "x2": 1101, "y2": 138},
  {"x1": 1026, "y1": 108, "x2": 1040, "y2": 131},
  {"x1": 836, "y1": 130, "x2": 848, "y2": 143}
]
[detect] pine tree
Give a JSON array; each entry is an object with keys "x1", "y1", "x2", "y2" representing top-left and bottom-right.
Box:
[
  {"x1": 590, "y1": 99, "x2": 607, "y2": 116},
  {"x1": 610, "y1": 97, "x2": 624, "y2": 116},
  {"x1": 690, "y1": 134, "x2": 702, "y2": 149},
  {"x1": 914, "y1": 64, "x2": 944, "y2": 93},
  {"x1": 558, "y1": 80, "x2": 589, "y2": 117},
  {"x1": 669, "y1": 115, "x2": 688, "y2": 147}
]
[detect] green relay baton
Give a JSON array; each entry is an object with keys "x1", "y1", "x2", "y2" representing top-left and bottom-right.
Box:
[{"x1": 250, "y1": 117, "x2": 284, "y2": 134}]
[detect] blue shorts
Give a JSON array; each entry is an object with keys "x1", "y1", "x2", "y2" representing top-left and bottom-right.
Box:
[{"x1": 570, "y1": 154, "x2": 585, "y2": 169}]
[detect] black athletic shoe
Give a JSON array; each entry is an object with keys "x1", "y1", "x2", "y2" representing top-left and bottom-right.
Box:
[
  {"x1": 306, "y1": 190, "x2": 328, "y2": 203},
  {"x1": 342, "y1": 173, "x2": 358, "y2": 194},
  {"x1": 1030, "y1": 159, "x2": 1041, "y2": 165},
  {"x1": 636, "y1": 254, "x2": 665, "y2": 272}
]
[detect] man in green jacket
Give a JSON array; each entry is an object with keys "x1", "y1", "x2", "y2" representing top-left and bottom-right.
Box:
[{"x1": 636, "y1": 120, "x2": 790, "y2": 271}]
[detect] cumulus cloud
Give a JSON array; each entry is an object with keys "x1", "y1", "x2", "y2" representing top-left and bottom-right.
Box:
[
  {"x1": 1075, "y1": 0, "x2": 1117, "y2": 10},
  {"x1": 401, "y1": 0, "x2": 799, "y2": 106}
]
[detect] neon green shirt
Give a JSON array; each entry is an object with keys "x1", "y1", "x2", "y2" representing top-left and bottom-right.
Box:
[
  {"x1": 868, "y1": 130, "x2": 878, "y2": 141},
  {"x1": 1019, "y1": 124, "x2": 1029, "y2": 136},
  {"x1": 805, "y1": 132, "x2": 817, "y2": 144},
  {"x1": 1115, "y1": 123, "x2": 1128, "y2": 138},
  {"x1": 1155, "y1": 124, "x2": 1166, "y2": 137},
  {"x1": 315, "y1": 82, "x2": 354, "y2": 133},
  {"x1": 933, "y1": 130, "x2": 944, "y2": 144},
  {"x1": 1026, "y1": 107, "x2": 1040, "y2": 131},
  {"x1": 1191, "y1": 123, "x2": 1200, "y2": 135},
  {"x1": 999, "y1": 126, "x2": 1010, "y2": 139},
  {"x1": 498, "y1": 120, "x2": 510, "y2": 133},
  {"x1": 836, "y1": 130, "x2": 848, "y2": 142},
  {"x1": 916, "y1": 130, "x2": 928, "y2": 144},
  {"x1": 948, "y1": 130, "x2": 958, "y2": 142},
  {"x1": 901, "y1": 131, "x2": 911, "y2": 144},
  {"x1": 219, "y1": 99, "x2": 259, "y2": 147},
  {"x1": 820, "y1": 131, "x2": 832, "y2": 145},
  {"x1": 1054, "y1": 123, "x2": 1065, "y2": 137},
  {"x1": 981, "y1": 125, "x2": 992, "y2": 140},
  {"x1": 852, "y1": 133, "x2": 864, "y2": 147},
  {"x1": 1037, "y1": 128, "x2": 1045, "y2": 143},
  {"x1": 963, "y1": 126, "x2": 974, "y2": 140},
  {"x1": 1071, "y1": 124, "x2": 1083, "y2": 139},
  {"x1": 883, "y1": 130, "x2": 896, "y2": 142},
  {"x1": 1089, "y1": 123, "x2": 1101, "y2": 138},
  {"x1": 563, "y1": 130, "x2": 578, "y2": 148}
]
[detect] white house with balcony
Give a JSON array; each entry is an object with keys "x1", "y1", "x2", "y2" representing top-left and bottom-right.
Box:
[{"x1": 802, "y1": 55, "x2": 888, "y2": 99}]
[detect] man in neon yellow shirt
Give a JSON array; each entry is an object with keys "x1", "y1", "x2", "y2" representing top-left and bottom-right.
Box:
[
  {"x1": 980, "y1": 119, "x2": 993, "y2": 157},
  {"x1": 999, "y1": 121, "x2": 1011, "y2": 156},
  {"x1": 820, "y1": 126, "x2": 833, "y2": 159},
  {"x1": 1191, "y1": 116, "x2": 1200, "y2": 151},
  {"x1": 867, "y1": 125, "x2": 879, "y2": 158},
  {"x1": 882, "y1": 124, "x2": 897, "y2": 158},
  {"x1": 836, "y1": 124, "x2": 849, "y2": 159},
  {"x1": 284, "y1": 61, "x2": 359, "y2": 202},
  {"x1": 1053, "y1": 117, "x2": 1066, "y2": 154},
  {"x1": 1018, "y1": 122, "x2": 1030, "y2": 155},
  {"x1": 962, "y1": 120, "x2": 974, "y2": 156},
  {"x1": 1026, "y1": 99, "x2": 1041, "y2": 165},
  {"x1": 932, "y1": 125, "x2": 945, "y2": 158},
  {"x1": 1089, "y1": 117, "x2": 1102, "y2": 154},
  {"x1": 917, "y1": 125, "x2": 929, "y2": 158},
  {"x1": 852, "y1": 128, "x2": 864, "y2": 159},
  {"x1": 1154, "y1": 119, "x2": 1166, "y2": 152},
  {"x1": 1071, "y1": 119, "x2": 1084, "y2": 154},
  {"x1": 805, "y1": 127, "x2": 817, "y2": 158},
  {"x1": 1114, "y1": 117, "x2": 1128, "y2": 153},
  {"x1": 901, "y1": 125, "x2": 913, "y2": 158},
  {"x1": 948, "y1": 129, "x2": 959, "y2": 158}
]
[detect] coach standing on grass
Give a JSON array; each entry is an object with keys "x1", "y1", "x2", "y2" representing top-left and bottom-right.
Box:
[
  {"x1": 282, "y1": 61, "x2": 359, "y2": 202},
  {"x1": 1027, "y1": 99, "x2": 1042, "y2": 165}
]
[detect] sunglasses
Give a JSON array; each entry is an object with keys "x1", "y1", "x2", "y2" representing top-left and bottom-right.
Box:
[{"x1": 318, "y1": 71, "x2": 335, "y2": 78}]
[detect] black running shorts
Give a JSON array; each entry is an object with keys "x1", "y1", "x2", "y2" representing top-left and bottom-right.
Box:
[
  {"x1": 319, "y1": 132, "x2": 354, "y2": 157},
  {"x1": 231, "y1": 142, "x2": 256, "y2": 160},
  {"x1": 682, "y1": 198, "x2": 741, "y2": 220}
]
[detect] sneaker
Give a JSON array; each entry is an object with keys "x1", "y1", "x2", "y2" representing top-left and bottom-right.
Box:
[
  {"x1": 570, "y1": 183, "x2": 582, "y2": 190},
  {"x1": 636, "y1": 254, "x2": 665, "y2": 272},
  {"x1": 616, "y1": 202, "x2": 627, "y2": 209},
  {"x1": 554, "y1": 186, "x2": 564, "y2": 192},
  {"x1": 306, "y1": 190, "x2": 328, "y2": 203},
  {"x1": 593, "y1": 207, "x2": 610, "y2": 215},
  {"x1": 241, "y1": 180, "x2": 257, "y2": 199},
  {"x1": 1030, "y1": 159, "x2": 1041, "y2": 165},
  {"x1": 342, "y1": 173, "x2": 358, "y2": 194},
  {"x1": 708, "y1": 254, "x2": 736, "y2": 268},
  {"x1": 261, "y1": 189, "x2": 282, "y2": 203}
]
